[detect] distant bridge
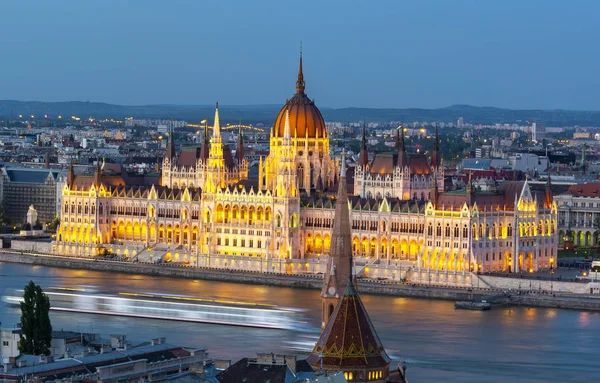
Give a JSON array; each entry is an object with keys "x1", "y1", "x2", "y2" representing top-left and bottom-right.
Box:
[{"x1": 187, "y1": 123, "x2": 266, "y2": 133}]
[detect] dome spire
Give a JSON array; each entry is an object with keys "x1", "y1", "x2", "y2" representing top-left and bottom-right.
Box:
[{"x1": 296, "y1": 42, "x2": 305, "y2": 94}]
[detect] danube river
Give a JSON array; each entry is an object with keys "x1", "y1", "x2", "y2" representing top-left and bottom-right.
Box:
[{"x1": 0, "y1": 263, "x2": 598, "y2": 383}]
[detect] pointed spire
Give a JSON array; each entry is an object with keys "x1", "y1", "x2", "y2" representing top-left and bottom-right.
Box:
[
  {"x1": 359, "y1": 122, "x2": 369, "y2": 167},
  {"x1": 397, "y1": 126, "x2": 408, "y2": 168},
  {"x1": 308, "y1": 204, "x2": 391, "y2": 375},
  {"x1": 66, "y1": 158, "x2": 75, "y2": 188},
  {"x1": 236, "y1": 125, "x2": 245, "y2": 164},
  {"x1": 283, "y1": 108, "x2": 292, "y2": 140},
  {"x1": 432, "y1": 167, "x2": 439, "y2": 208},
  {"x1": 321, "y1": 149, "x2": 354, "y2": 299},
  {"x1": 466, "y1": 171, "x2": 474, "y2": 206},
  {"x1": 431, "y1": 126, "x2": 441, "y2": 167},
  {"x1": 212, "y1": 102, "x2": 221, "y2": 139},
  {"x1": 545, "y1": 173, "x2": 553, "y2": 209},
  {"x1": 203, "y1": 117, "x2": 209, "y2": 145},
  {"x1": 166, "y1": 122, "x2": 176, "y2": 159},
  {"x1": 200, "y1": 117, "x2": 210, "y2": 160},
  {"x1": 296, "y1": 42, "x2": 305, "y2": 94},
  {"x1": 93, "y1": 159, "x2": 102, "y2": 188}
]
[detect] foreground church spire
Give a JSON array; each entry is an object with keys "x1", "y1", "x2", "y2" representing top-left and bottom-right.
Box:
[
  {"x1": 319, "y1": 153, "x2": 356, "y2": 328},
  {"x1": 308, "y1": 169, "x2": 399, "y2": 380}
]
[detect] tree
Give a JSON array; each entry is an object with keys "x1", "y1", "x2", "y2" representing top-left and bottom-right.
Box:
[{"x1": 19, "y1": 281, "x2": 52, "y2": 355}]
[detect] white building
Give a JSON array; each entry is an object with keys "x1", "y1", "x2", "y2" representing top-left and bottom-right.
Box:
[
  {"x1": 555, "y1": 182, "x2": 600, "y2": 247},
  {"x1": 0, "y1": 325, "x2": 20, "y2": 363}
]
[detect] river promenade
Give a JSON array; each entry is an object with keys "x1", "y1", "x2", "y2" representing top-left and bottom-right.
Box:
[{"x1": 3, "y1": 249, "x2": 600, "y2": 311}]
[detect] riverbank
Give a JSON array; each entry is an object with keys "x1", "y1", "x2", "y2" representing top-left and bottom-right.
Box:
[
  {"x1": 0, "y1": 251, "x2": 495, "y2": 301},
  {"x1": 3, "y1": 251, "x2": 600, "y2": 311}
]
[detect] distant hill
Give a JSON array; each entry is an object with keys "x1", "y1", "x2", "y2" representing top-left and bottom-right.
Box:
[{"x1": 0, "y1": 100, "x2": 599, "y2": 126}]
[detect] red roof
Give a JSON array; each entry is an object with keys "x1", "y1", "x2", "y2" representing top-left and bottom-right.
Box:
[
  {"x1": 566, "y1": 182, "x2": 600, "y2": 197},
  {"x1": 369, "y1": 153, "x2": 431, "y2": 176},
  {"x1": 307, "y1": 283, "x2": 391, "y2": 370}
]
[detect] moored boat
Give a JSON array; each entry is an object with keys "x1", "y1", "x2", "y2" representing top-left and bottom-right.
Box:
[{"x1": 454, "y1": 300, "x2": 491, "y2": 311}]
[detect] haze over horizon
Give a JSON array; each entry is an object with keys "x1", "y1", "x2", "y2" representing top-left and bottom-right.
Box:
[{"x1": 0, "y1": 1, "x2": 598, "y2": 110}]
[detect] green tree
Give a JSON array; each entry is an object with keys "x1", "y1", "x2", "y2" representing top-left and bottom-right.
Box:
[{"x1": 19, "y1": 281, "x2": 52, "y2": 355}]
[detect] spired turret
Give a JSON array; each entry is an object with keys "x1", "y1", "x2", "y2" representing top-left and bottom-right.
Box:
[
  {"x1": 320, "y1": 155, "x2": 356, "y2": 328},
  {"x1": 308, "y1": 165, "x2": 403, "y2": 380},
  {"x1": 166, "y1": 123, "x2": 176, "y2": 160},
  {"x1": 359, "y1": 123, "x2": 369, "y2": 168},
  {"x1": 235, "y1": 125, "x2": 245, "y2": 165},
  {"x1": 431, "y1": 125, "x2": 441, "y2": 168},
  {"x1": 397, "y1": 127, "x2": 407, "y2": 168},
  {"x1": 66, "y1": 159, "x2": 75, "y2": 189},
  {"x1": 544, "y1": 174, "x2": 553, "y2": 209}
]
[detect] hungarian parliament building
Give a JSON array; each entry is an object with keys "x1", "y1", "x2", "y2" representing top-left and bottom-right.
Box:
[{"x1": 54, "y1": 55, "x2": 558, "y2": 274}]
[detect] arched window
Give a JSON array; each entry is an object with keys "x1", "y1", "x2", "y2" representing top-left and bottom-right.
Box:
[
  {"x1": 427, "y1": 223, "x2": 433, "y2": 236},
  {"x1": 436, "y1": 223, "x2": 442, "y2": 236},
  {"x1": 463, "y1": 225, "x2": 468, "y2": 238},
  {"x1": 507, "y1": 224, "x2": 513, "y2": 237},
  {"x1": 454, "y1": 224, "x2": 459, "y2": 238},
  {"x1": 445, "y1": 224, "x2": 451, "y2": 237}
]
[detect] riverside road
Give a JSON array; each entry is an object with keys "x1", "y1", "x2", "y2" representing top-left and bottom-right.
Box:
[{"x1": 0, "y1": 262, "x2": 598, "y2": 383}]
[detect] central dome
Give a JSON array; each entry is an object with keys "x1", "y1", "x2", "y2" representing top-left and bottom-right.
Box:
[{"x1": 272, "y1": 55, "x2": 327, "y2": 139}]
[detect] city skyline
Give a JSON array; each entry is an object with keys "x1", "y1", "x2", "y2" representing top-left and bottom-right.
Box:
[{"x1": 0, "y1": 1, "x2": 599, "y2": 110}]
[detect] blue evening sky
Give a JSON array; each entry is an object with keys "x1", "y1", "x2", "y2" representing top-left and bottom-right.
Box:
[{"x1": 0, "y1": 1, "x2": 598, "y2": 110}]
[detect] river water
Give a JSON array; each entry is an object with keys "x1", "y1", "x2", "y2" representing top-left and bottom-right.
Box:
[{"x1": 0, "y1": 262, "x2": 597, "y2": 383}]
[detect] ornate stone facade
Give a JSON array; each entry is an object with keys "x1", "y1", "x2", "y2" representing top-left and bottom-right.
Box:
[{"x1": 53, "y1": 55, "x2": 558, "y2": 275}]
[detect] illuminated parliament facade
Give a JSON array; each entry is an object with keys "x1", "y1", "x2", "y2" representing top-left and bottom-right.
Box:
[{"x1": 54, "y1": 55, "x2": 558, "y2": 274}]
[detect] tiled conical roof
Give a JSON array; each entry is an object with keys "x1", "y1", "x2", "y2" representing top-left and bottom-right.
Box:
[{"x1": 307, "y1": 281, "x2": 391, "y2": 369}]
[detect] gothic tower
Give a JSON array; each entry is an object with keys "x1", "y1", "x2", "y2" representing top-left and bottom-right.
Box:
[
  {"x1": 204, "y1": 103, "x2": 225, "y2": 192},
  {"x1": 320, "y1": 156, "x2": 356, "y2": 328},
  {"x1": 308, "y1": 178, "x2": 402, "y2": 380},
  {"x1": 272, "y1": 109, "x2": 300, "y2": 259}
]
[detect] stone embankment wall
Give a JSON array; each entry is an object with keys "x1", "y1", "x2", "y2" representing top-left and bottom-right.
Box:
[
  {"x1": 2, "y1": 252, "x2": 600, "y2": 310},
  {"x1": 10, "y1": 240, "x2": 52, "y2": 254},
  {"x1": 475, "y1": 275, "x2": 587, "y2": 294},
  {"x1": 0, "y1": 252, "x2": 491, "y2": 301}
]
